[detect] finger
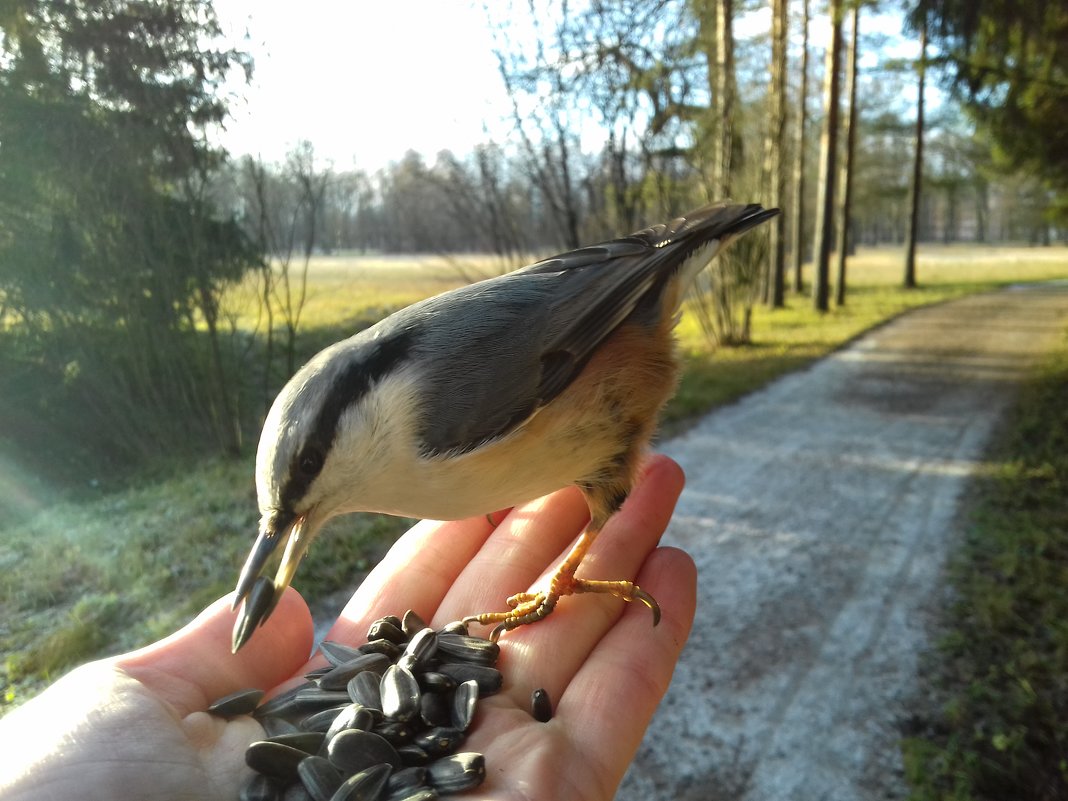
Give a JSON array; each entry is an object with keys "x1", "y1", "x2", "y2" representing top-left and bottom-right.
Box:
[
  {"x1": 556, "y1": 546, "x2": 697, "y2": 789},
  {"x1": 434, "y1": 484, "x2": 592, "y2": 625},
  {"x1": 117, "y1": 589, "x2": 313, "y2": 716},
  {"x1": 320, "y1": 513, "x2": 498, "y2": 646},
  {"x1": 486, "y1": 455, "x2": 686, "y2": 706}
]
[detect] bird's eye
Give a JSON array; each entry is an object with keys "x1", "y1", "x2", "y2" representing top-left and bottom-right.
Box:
[{"x1": 297, "y1": 446, "x2": 324, "y2": 478}]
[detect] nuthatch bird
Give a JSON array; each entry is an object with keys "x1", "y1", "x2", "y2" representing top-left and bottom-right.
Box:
[{"x1": 231, "y1": 202, "x2": 778, "y2": 652}]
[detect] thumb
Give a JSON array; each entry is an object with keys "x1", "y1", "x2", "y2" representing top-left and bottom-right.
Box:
[{"x1": 117, "y1": 588, "x2": 314, "y2": 716}]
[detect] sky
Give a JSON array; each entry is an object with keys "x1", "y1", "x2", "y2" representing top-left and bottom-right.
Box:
[
  {"x1": 209, "y1": 1, "x2": 923, "y2": 173},
  {"x1": 211, "y1": 0, "x2": 516, "y2": 171}
]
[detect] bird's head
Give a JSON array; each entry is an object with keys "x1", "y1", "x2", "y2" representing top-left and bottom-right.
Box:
[{"x1": 230, "y1": 331, "x2": 413, "y2": 651}]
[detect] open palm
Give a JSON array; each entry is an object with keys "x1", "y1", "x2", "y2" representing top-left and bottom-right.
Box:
[{"x1": 0, "y1": 455, "x2": 695, "y2": 801}]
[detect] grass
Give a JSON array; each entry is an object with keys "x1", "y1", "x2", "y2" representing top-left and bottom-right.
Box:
[
  {"x1": 902, "y1": 331, "x2": 1068, "y2": 800},
  {"x1": 1, "y1": 242, "x2": 1066, "y2": 714}
]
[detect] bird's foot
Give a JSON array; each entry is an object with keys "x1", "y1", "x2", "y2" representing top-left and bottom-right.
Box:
[{"x1": 465, "y1": 574, "x2": 661, "y2": 642}]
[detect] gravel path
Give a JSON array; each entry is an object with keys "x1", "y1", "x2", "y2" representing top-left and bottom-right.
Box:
[{"x1": 618, "y1": 283, "x2": 1068, "y2": 801}]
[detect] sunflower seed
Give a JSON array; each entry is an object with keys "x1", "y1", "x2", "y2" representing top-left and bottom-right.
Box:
[
  {"x1": 437, "y1": 620, "x2": 468, "y2": 636},
  {"x1": 320, "y1": 641, "x2": 364, "y2": 667},
  {"x1": 374, "y1": 718, "x2": 416, "y2": 746},
  {"x1": 380, "y1": 664, "x2": 420, "y2": 721},
  {"x1": 261, "y1": 715, "x2": 301, "y2": 738},
  {"x1": 436, "y1": 663, "x2": 502, "y2": 695},
  {"x1": 385, "y1": 788, "x2": 438, "y2": 801},
  {"x1": 296, "y1": 688, "x2": 354, "y2": 711},
  {"x1": 426, "y1": 752, "x2": 486, "y2": 794},
  {"x1": 415, "y1": 672, "x2": 455, "y2": 694},
  {"x1": 240, "y1": 772, "x2": 283, "y2": 801},
  {"x1": 330, "y1": 763, "x2": 392, "y2": 801},
  {"x1": 297, "y1": 755, "x2": 343, "y2": 801},
  {"x1": 301, "y1": 705, "x2": 353, "y2": 733},
  {"x1": 419, "y1": 692, "x2": 450, "y2": 729},
  {"x1": 413, "y1": 726, "x2": 465, "y2": 758},
  {"x1": 359, "y1": 638, "x2": 402, "y2": 659},
  {"x1": 317, "y1": 653, "x2": 392, "y2": 690},
  {"x1": 256, "y1": 682, "x2": 315, "y2": 718},
  {"x1": 396, "y1": 744, "x2": 429, "y2": 767},
  {"x1": 531, "y1": 687, "x2": 553, "y2": 722},
  {"x1": 267, "y1": 732, "x2": 326, "y2": 755},
  {"x1": 450, "y1": 680, "x2": 479, "y2": 731},
  {"x1": 208, "y1": 687, "x2": 264, "y2": 717},
  {"x1": 245, "y1": 741, "x2": 308, "y2": 780},
  {"x1": 386, "y1": 766, "x2": 427, "y2": 795},
  {"x1": 435, "y1": 634, "x2": 499, "y2": 666},
  {"x1": 401, "y1": 628, "x2": 438, "y2": 670},
  {"x1": 327, "y1": 729, "x2": 402, "y2": 773},
  {"x1": 347, "y1": 671, "x2": 382, "y2": 710},
  {"x1": 401, "y1": 609, "x2": 427, "y2": 638},
  {"x1": 282, "y1": 783, "x2": 313, "y2": 801},
  {"x1": 367, "y1": 619, "x2": 406, "y2": 645},
  {"x1": 304, "y1": 665, "x2": 332, "y2": 680},
  {"x1": 325, "y1": 704, "x2": 375, "y2": 742}
]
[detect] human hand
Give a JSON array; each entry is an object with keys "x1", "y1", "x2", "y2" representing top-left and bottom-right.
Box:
[{"x1": 0, "y1": 454, "x2": 696, "y2": 801}]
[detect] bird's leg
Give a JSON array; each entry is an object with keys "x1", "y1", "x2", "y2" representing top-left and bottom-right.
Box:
[{"x1": 466, "y1": 480, "x2": 660, "y2": 639}]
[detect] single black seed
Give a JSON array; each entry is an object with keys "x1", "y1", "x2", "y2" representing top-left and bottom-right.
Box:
[
  {"x1": 261, "y1": 716, "x2": 301, "y2": 738},
  {"x1": 267, "y1": 732, "x2": 326, "y2": 755},
  {"x1": 330, "y1": 763, "x2": 392, "y2": 801},
  {"x1": 416, "y1": 672, "x2": 456, "y2": 694},
  {"x1": 240, "y1": 772, "x2": 283, "y2": 801},
  {"x1": 327, "y1": 729, "x2": 403, "y2": 773},
  {"x1": 450, "y1": 680, "x2": 479, "y2": 731},
  {"x1": 386, "y1": 766, "x2": 427, "y2": 794},
  {"x1": 368, "y1": 619, "x2": 407, "y2": 645},
  {"x1": 401, "y1": 609, "x2": 427, "y2": 638},
  {"x1": 297, "y1": 755, "x2": 343, "y2": 801},
  {"x1": 245, "y1": 741, "x2": 308, "y2": 780},
  {"x1": 401, "y1": 629, "x2": 438, "y2": 669},
  {"x1": 359, "y1": 639, "x2": 402, "y2": 659},
  {"x1": 426, "y1": 752, "x2": 486, "y2": 794},
  {"x1": 255, "y1": 682, "x2": 315, "y2": 718},
  {"x1": 531, "y1": 688, "x2": 553, "y2": 722},
  {"x1": 397, "y1": 744, "x2": 430, "y2": 767},
  {"x1": 386, "y1": 788, "x2": 438, "y2": 801},
  {"x1": 325, "y1": 704, "x2": 375, "y2": 743},
  {"x1": 304, "y1": 665, "x2": 332, "y2": 680},
  {"x1": 380, "y1": 664, "x2": 420, "y2": 721},
  {"x1": 318, "y1": 653, "x2": 392, "y2": 691},
  {"x1": 413, "y1": 726, "x2": 465, "y2": 758},
  {"x1": 347, "y1": 671, "x2": 382, "y2": 710},
  {"x1": 434, "y1": 634, "x2": 500, "y2": 666},
  {"x1": 319, "y1": 640, "x2": 363, "y2": 667},
  {"x1": 282, "y1": 781, "x2": 314, "y2": 801},
  {"x1": 208, "y1": 688, "x2": 264, "y2": 717},
  {"x1": 301, "y1": 705, "x2": 353, "y2": 733},
  {"x1": 420, "y1": 692, "x2": 451, "y2": 729},
  {"x1": 436, "y1": 663, "x2": 502, "y2": 695},
  {"x1": 374, "y1": 718, "x2": 416, "y2": 747},
  {"x1": 437, "y1": 620, "x2": 468, "y2": 636},
  {"x1": 296, "y1": 689, "x2": 353, "y2": 710}
]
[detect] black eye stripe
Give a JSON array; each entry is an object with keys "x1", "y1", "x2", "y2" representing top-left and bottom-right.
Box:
[{"x1": 279, "y1": 331, "x2": 413, "y2": 511}]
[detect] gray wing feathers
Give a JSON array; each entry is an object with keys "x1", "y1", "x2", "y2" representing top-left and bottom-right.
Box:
[{"x1": 414, "y1": 202, "x2": 777, "y2": 455}]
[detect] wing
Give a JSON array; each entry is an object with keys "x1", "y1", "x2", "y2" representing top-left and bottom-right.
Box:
[{"x1": 410, "y1": 203, "x2": 778, "y2": 455}]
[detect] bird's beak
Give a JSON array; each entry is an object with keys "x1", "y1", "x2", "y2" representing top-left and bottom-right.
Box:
[{"x1": 231, "y1": 511, "x2": 315, "y2": 652}]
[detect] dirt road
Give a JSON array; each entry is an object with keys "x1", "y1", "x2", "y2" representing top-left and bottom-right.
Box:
[{"x1": 618, "y1": 283, "x2": 1068, "y2": 801}]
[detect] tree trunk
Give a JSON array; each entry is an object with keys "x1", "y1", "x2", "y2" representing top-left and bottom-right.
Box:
[
  {"x1": 711, "y1": 0, "x2": 736, "y2": 198},
  {"x1": 833, "y1": 3, "x2": 860, "y2": 307},
  {"x1": 790, "y1": 0, "x2": 810, "y2": 294},
  {"x1": 811, "y1": 0, "x2": 843, "y2": 312},
  {"x1": 763, "y1": 0, "x2": 788, "y2": 308},
  {"x1": 903, "y1": 14, "x2": 927, "y2": 288}
]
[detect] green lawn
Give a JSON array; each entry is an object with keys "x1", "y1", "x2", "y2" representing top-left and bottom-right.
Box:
[
  {"x1": 2, "y1": 243, "x2": 1066, "y2": 713},
  {"x1": 903, "y1": 332, "x2": 1068, "y2": 801}
]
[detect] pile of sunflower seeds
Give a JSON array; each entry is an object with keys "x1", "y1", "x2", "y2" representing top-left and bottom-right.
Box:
[{"x1": 209, "y1": 609, "x2": 502, "y2": 801}]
